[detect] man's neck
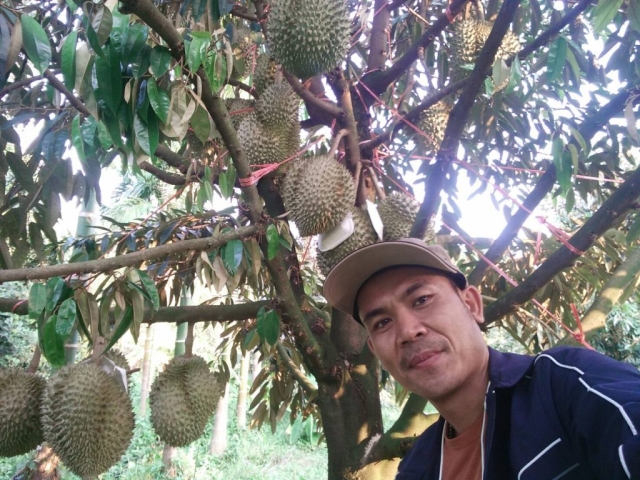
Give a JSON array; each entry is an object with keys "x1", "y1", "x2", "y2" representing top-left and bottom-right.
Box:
[{"x1": 433, "y1": 354, "x2": 490, "y2": 434}]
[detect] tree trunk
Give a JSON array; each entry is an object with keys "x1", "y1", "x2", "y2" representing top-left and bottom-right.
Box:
[
  {"x1": 250, "y1": 351, "x2": 261, "y2": 383},
  {"x1": 12, "y1": 444, "x2": 61, "y2": 480},
  {"x1": 236, "y1": 351, "x2": 250, "y2": 429},
  {"x1": 139, "y1": 323, "x2": 155, "y2": 416},
  {"x1": 209, "y1": 382, "x2": 230, "y2": 455},
  {"x1": 162, "y1": 446, "x2": 176, "y2": 478}
]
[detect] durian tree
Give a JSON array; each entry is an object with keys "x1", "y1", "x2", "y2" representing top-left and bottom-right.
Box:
[{"x1": 2, "y1": 0, "x2": 640, "y2": 478}]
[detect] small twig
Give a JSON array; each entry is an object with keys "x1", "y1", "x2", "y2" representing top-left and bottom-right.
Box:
[
  {"x1": 185, "y1": 322, "x2": 194, "y2": 358},
  {"x1": 367, "y1": 166, "x2": 386, "y2": 200},
  {"x1": 27, "y1": 345, "x2": 41, "y2": 373}
]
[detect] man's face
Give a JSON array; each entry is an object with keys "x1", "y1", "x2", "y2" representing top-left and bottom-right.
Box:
[{"x1": 357, "y1": 267, "x2": 488, "y2": 402}]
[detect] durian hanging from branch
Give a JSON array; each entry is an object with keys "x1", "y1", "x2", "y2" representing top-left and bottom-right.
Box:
[{"x1": 267, "y1": 0, "x2": 351, "y2": 79}]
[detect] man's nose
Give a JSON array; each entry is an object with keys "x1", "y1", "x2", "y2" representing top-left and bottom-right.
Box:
[{"x1": 397, "y1": 311, "x2": 427, "y2": 345}]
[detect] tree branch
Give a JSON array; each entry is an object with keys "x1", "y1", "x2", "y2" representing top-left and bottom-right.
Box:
[
  {"x1": 484, "y1": 164, "x2": 640, "y2": 325},
  {"x1": 139, "y1": 161, "x2": 187, "y2": 185},
  {"x1": 276, "y1": 342, "x2": 318, "y2": 396},
  {"x1": 43, "y1": 69, "x2": 91, "y2": 117},
  {"x1": 284, "y1": 71, "x2": 343, "y2": 118},
  {"x1": 467, "y1": 86, "x2": 639, "y2": 285},
  {"x1": 0, "y1": 75, "x2": 44, "y2": 98},
  {"x1": 230, "y1": 6, "x2": 258, "y2": 22},
  {"x1": 0, "y1": 225, "x2": 258, "y2": 282},
  {"x1": 368, "y1": 0, "x2": 390, "y2": 71},
  {"x1": 410, "y1": 0, "x2": 522, "y2": 239},
  {"x1": 560, "y1": 246, "x2": 640, "y2": 344},
  {"x1": 227, "y1": 77, "x2": 257, "y2": 97},
  {"x1": 154, "y1": 144, "x2": 191, "y2": 174}
]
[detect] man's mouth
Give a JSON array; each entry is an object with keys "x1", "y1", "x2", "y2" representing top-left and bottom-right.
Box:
[{"x1": 406, "y1": 350, "x2": 441, "y2": 369}]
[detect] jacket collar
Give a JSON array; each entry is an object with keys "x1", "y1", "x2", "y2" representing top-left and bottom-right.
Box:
[{"x1": 487, "y1": 347, "x2": 535, "y2": 388}]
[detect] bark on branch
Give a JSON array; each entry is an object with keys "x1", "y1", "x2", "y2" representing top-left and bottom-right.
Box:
[
  {"x1": 276, "y1": 342, "x2": 318, "y2": 396},
  {"x1": 139, "y1": 161, "x2": 187, "y2": 185},
  {"x1": 467, "y1": 86, "x2": 639, "y2": 285},
  {"x1": 0, "y1": 226, "x2": 258, "y2": 282},
  {"x1": 410, "y1": 0, "x2": 522, "y2": 239},
  {"x1": 43, "y1": 69, "x2": 91, "y2": 117},
  {"x1": 484, "y1": 165, "x2": 640, "y2": 325}
]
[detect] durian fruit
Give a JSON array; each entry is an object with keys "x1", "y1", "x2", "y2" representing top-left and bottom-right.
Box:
[
  {"x1": 0, "y1": 369, "x2": 45, "y2": 457},
  {"x1": 150, "y1": 355, "x2": 223, "y2": 447},
  {"x1": 254, "y1": 54, "x2": 277, "y2": 96},
  {"x1": 255, "y1": 83, "x2": 300, "y2": 132},
  {"x1": 416, "y1": 101, "x2": 451, "y2": 153},
  {"x1": 377, "y1": 192, "x2": 436, "y2": 243},
  {"x1": 226, "y1": 98, "x2": 254, "y2": 130},
  {"x1": 103, "y1": 349, "x2": 131, "y2": 371},
  {"x1": 237, "y1": 113, "x2": 295, "y2": 166},
  {"x1": 233, "y1": 25, "x2": 255, "y2": 58},
  {"x1": 317, "y1": 207, "x2": 378, "y2": 276},
  {"x1": 450, "y1": 19, "x2": 520, "y2": 83},
  {"x1": 267, "y1": 0, "x2": 350, "y2": 79},
  {"x1": 41, "y1": 362, "x2": 135, "y2": 479},
  {"x1": 281, "y1": 157, "x2": 310, "y2": 213},
  {"x1": 284, "y1": 154, "x2": 356, "y2": 236}
]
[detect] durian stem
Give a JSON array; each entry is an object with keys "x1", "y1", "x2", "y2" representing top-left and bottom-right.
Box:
[
  {"x1": 331, "y1": 129, "x2": 349, "y2": 154},
  {"x1": 27, "y1": 345, "x2": 41, "y2": 373},
  {"x1": 366, "y1": 167, "x2": 386, "y2": 201},
  {"x1": 184, "y1": 322, "x2": 195, "y2": 358}
]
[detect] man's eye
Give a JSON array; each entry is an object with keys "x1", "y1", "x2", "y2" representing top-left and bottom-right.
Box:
[
  {"x1": 414, "y1": 295, "x2": 429, "y2": 307},
  {"x1": 373, "y1": 318, "x2": 391, "y2": 330}
]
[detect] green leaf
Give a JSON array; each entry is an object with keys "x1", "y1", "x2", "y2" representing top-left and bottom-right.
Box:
[
  {"x1": 61, "y1": 31, "x2": 78, "y2": 90},
  {"x1": 20, "y1": 14, "x2": 51, "y2": 73},
  {"x1": 547, "y1": 37, "x2": 567, "y2": 82},
  {"x1": 150, "y1": 45, "x2": 171, "y2": 78},
  {"x1": 137, "y1": 269, "x2": 160, "y2": 311},
  {"x1": 256, "y1": 306, "x2": 267, "y2": 341},
  {"x1": 109, "y1": 10, "x2": 130, "y2": 53},
  {"x1": 130, "y1": 289, "x2": 145, "y2": 343},
  {"x1": 219, "y1": 164, "x2": 236, "y2": 199},
  {"x1": 74, "y1": 289, "x2": 97, "y2": 344},
  {"x1": 29, "y1": 283, "x2": 47, "y2": 320},
  {"x1": 147, "y1": 78, "x2": 170, "y2": 124},
  {"x1": 591, "y1": 0, "x2": 624, "y2": 34},
  {"x1": 569, "y1": 127, "x2": 589, "y2": 156},
  {"x1": 267, "y1": 224, "x2": 279, "y2": 260},
  {"x1": 89, "y1": 5, "x2": 113, "y2": 46},
  {"x1": 134, "y1": 112, "x2": 158, "y2": 156},
  {"x1": 263, "y1": 310, "x2": 280, "y2": 346},
  {"x1": 223, "y1": 239, "x2": 243, "y2": 274},
  {"x1": 629, "y1": 0, "x2": 640, "y2": 33},
  {"x1": 46, "y1": 277, "x2": 66, "y2": 313},
  {"x1": 187, "y1": 33, "x2": 211, "y2": 72},
  {"x1": 191, "y1": 105, "x2": 211, "y2": 143},
  {"x1": 95, "y1": 42, "x2": 122, "y2": 115},
  {"x1": 56, "y1": 298, "x2": 77, "y2": 339},
  {"x1": 103, "y1": 305, "x2": 133, "y2": 352},
  {"x1": 626, "y1": 214, "x2": 640, "y2": 243},
  {"x1": 42, "y1": 314, "x2": 65, "y2": 367},
  {"x1": 83, "y1": 16, "x2": 105, "y2": 58}
]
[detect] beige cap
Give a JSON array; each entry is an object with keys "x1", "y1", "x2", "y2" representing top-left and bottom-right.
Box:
[{"x1": 323, "y1": 238, "x2": 467, "y2": 321}]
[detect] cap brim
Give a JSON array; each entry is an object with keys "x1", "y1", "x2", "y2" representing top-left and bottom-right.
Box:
[{"x1": 323, "y1": 239, "x2": 466, "y2": 318}]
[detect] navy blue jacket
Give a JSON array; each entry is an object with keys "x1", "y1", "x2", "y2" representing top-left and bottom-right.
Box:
[{"x1": 395, "y1": 347, "x2": 640, "y2": 480}]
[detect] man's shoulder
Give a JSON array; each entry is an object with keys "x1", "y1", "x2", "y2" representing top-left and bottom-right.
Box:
[
  {"x1": 395, "y1": 418, "x2": 444, "y2": 479},
  {"x1": 534, "y1": 346, "x2": 638, "y2": 373}
]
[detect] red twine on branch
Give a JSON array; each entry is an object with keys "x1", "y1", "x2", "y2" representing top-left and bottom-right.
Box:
[{"x1": 11, "y1": 299, "x2": 27, "y2": 314}]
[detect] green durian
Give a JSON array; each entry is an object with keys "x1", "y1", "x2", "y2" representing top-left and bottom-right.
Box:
[
  {"x1": 0, "y1": 369, "x2": 45, "y2": 457},
  {"x1": 267, "y1": 0, "x2": 350, "y2": 79},
  {"x1": 150, "y1": 355, "x2": 224, "y2": 447},
  {"x1": 41, "y1": 362, "x2": 134, "y2": 479},
  {"x1": 254, "y1": 54, "x2": 277, "y2": 95},
  {"x1": 416, "y1": 101, "x2": 451, "y2": 153},
  {"x1": 377, "y1": 192, "x2": 436, "y2": 243}
]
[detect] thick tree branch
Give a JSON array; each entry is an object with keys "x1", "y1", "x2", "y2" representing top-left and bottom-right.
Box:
[
  {"x1": 139, "y1": 161, "x2": 187, "y2": 185},
  {"x1": 0, "y1": 296, "x2": 270, "y2": 324},
  {"x1": 276, "y1": 342, "x2": 318, "y2": 396},
  {"x1": 284, "y1": 71, "x2": 343, "y2": 118},
  {"x1": 484, "y1": 165, "x2": 640, "y2": 325},
  {"x1": 560, "y1": 246, "x2": 640, "y2": 344},
  {"x1": 227, "y1": 77, "x2": 257, "y2": 97},
  {"x1": 230, "y1": 6, "x2": 258, "y2": 22},
  {"x1": 154, "y1": 144, "x2": 191, "y2": 174},
  {"x1": 43, "y1": 69, "x2": 91, "y2": 117},
  {"x1": 467, "y1": 86, "x2": 639, "y2": 285},
  {"x1": 410, "y1": 0, "x2": 522, "y2": 239},
  {"x1": 368, "y1": 0, "x2": 390, "y2": 71},
  {"x1": 0, "y1": 226, "x2": 258, "y2": 282}
]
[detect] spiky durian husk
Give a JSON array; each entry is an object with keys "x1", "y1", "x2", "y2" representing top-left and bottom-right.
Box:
[
  {"x1": 316, "y1": 207, "x2": 378, "y2": 276},
  {"x1": 286, "y1": 155, "x2": 356, "y2": 236},
  {"x1": 237, "y1": 113, "x2": 290, "y2": 166},
  {"x1": 103, "y1": 349, "x2": 130, "y2": 371},
  {"x1": 281, "y1": 157, "x2": 310, "y2": 213},
  {"x1": 41, "y1": 363, "x2": 134, "y2": 479},
  {"x1": 0, "y1": 369, "x2": 45, "y2": 457},
  {"x1": 255, "y1": 83, "x2": 300, "y2": 131},
  {"x1": 226, "y1": 98, "x2": 254, "y2": 130},
  {"x1": 233, "y1": 25, "x2": 254, "y2": 58},
  {"x1": 450, "y1": 19, "x2": 520, "y2": 83},
  {"x1": 254, "y1": 54, "x2": 277, "y2": 95},
  {"x1": 267, "y1": 0, "x2": 350, "y2": 79},
  {"x1": 377, "y1": 192, "x2": 436, "y2": 243},
  {"x1": 150, "y1": 356, "x2": 223, "y2": 447},
  {"x1": 417, "y1": 101, "x2": 451, "y2": 153}
]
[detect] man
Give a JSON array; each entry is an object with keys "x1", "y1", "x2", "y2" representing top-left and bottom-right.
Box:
[{"x1": 323, "y1": 237, "x2": 640, "y2": 480}]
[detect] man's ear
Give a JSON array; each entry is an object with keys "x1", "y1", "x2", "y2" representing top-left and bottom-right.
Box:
[{"x1": 461, "y1": 285, "x2": 484, "y2": 325}]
